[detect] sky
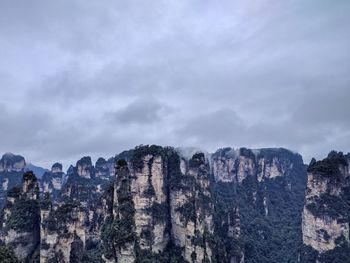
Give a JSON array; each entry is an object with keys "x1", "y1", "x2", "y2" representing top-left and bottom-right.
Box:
[{"x1": 0, "y1": 0, "x2": 349, "y2": 169}]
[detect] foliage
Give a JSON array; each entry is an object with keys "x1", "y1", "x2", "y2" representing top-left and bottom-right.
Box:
[
  {"x1": 210, "y1": 154, "x2": 307, "y2": 263},
  {"x1": 70, "y1": 235, "x2": 84, "y2": 263},
  {"x1": 102, "y1": 161, "x2": 136, "y2": 258},
  {"x1": 143, "y1": 182, "x2": 156, "y2": 197},
  {"x1": 239, "y1": 147, "x2": 256, "y2": 159},
  {"x1": 188, "y1": 152, "x2": 205, "y2": 168},
  {"x1": 82, "y1": 248, "x2": 103, "y2": 263},
  {"x1": 176, "y1": 199, "x2": 196, "y2": 225},
  {"x1": 132, "y1": 145, "x2": 165, "y2": 170},
  {"x1": 6, "y1": 187, "x2": 21, "y2": 199},
  {"x1": 306, "y1": 193, "x2": 349, "y2": 219},
  {"x1": 100, "y1": 216, "x2": 116, "y2": 259},
  {"x1": 6, "y1": 198, "x2": 40, "y2": 232},
  {"x1": 23, "y1": 171, "x2": 37, "y2": 182},
  {"x1": 40, "y1": 192, "x2": 52, "y2": 210},
  {"x1": 135, "y1": 244, "x2": 187, "y2": 263},
  {"x1": 0, "y1": 245, "x2": 20, "y2": 263},
  {"x1": 44, "y1": 200, "x2": 81, "y2": 232},
  {"x1": 147, "y1": 202, "x2": 168, "y2": 223},
  {"x1": 307, "y1": 151, "x2": 348, "y2": 177}
]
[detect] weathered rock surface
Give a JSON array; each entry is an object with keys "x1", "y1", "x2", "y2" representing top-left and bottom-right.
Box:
[
  {"x1": 302, "y1": 151, "x2": 350, "y2": 260},
  {"x1": 0, "y1": 153, "x2": 27, "y2": 208},
  {"x1": 2, "y1": 146, "x2": 350, "y2": 262},
  {"x1": 41, "y1": 163, "x2": 66, "y2": 200},
  {"x1": 0, "y1": 153, "x2": 26, "y2": 173},
  {"x1": 0, "y1": 171, "x2": 40, "y2": 262}
]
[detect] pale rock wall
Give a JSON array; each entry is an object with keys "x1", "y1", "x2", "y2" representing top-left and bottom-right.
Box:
[
  {"x1": 171, "y1": 153, "x2": 213, "y2": 263},
  {"x1": 302, "y1": 155, "x2": 350, "y2": 255},
  {"x1": 130, "y1": 154, "x2": 168, "y2": 252},
  {"x1": 1, "y1": 172, "x2": 40, "y2": 261},
  {"x1": 5, "y1": 229, "x2": 38, "y2": 260},
  {"x1": 40, "y1": 206, "x2": 87, "y2": 263},
  {"x1": 302, "y1": 208, "x2": 349, "y2": 252},
  {"x1": 0, "y1": 153, "x2": 26, "y2": 172},
  {"x1": 212, "y1": 148, "x2": 292, "y2": 184}
]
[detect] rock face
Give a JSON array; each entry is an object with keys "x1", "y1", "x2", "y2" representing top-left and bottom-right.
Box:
[
  {"x1": 0, "y1": 153, "x2": 27, "y2": 208},
  {"x1": 170, "y1": 152, "x2": 214, "y2": 262},
  {"x1": 211, "y1": 147, "x2": 306, "y2": 262},
  {"x1": 99, "y1": 146, "x2": 218, "y2": 262},
  {"x1": 302, "y1": 151, "x2": 350, "y2": 261},
  {"x1": 41, "y1": 163, "x2": 66, "y2": 200},
  {"x1": 39, "y1": 155, "x2": 115, "y2": 263},
  {"x1": 96, "y1": 157, "x2": 116, "y2": 180},
  {"x1": 0, "y1": 153, "x2": 26, "y2": 173},
  {"x1": 0, "y1": 171, "x2": 40, "y2": 262},
  {"x1": 2, "y1": 146, "x2": 350, "y2": 262},
  {"x1": 211, "y1": 147, "x2": 300, "y2": 184}
]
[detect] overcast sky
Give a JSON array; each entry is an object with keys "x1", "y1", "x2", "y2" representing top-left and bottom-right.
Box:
[{"x1": 0, "y1": 0, "x2": 349, "y2": 169}]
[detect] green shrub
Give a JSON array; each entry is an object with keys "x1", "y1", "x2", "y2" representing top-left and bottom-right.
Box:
[
  {"x1": 6, "y1": 199, "x2": 40, "y2": 232},
  {"x1": 0, "y1": 245, "x2": 20, "y2": 263}
]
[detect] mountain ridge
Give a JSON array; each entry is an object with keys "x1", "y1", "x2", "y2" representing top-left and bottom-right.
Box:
[{"x1": 0, "y1": 145, "x2": 348, "y2": 263}]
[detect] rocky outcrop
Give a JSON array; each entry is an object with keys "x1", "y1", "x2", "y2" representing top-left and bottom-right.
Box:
[
  {"x1": 211, "y1": 147, "x2": 306, "y2": 262},
  {"x1": 212, "y1": 147, "x2": 301, "y2": 184},
  {"x1": 76, "y1": 157, "x2": 93, "y2": 179},
  {"x1": 170, "y1": 152, "x2": 214, "y2": 262},
  {"x1": 41, "y1": 163, "x2": 66, "y2": 200},
  {"x1": 0, "y1": 153, "x2": 27, "y2": 208},
  {"x1": 0, "y1": 171, "x2": 40, "y2": 262},
  {"x1": 39, "y1": 155, "x2": 112, "y2": 263},
  {"x1": 40, "y1": 200, "x2": 87, "y2": 263},
  {"x1": 0, "y1": 153, "x2": 26, "y2": 173},
  {"x1": 302, "y1": 151, "x2": 350, "y2": 260},
  {"x1": 3, "y1": 146, "x2": 350, "y2": 262},
  {"x1": 96, "y1": 157, "x2": 115, "y2": 180},
  {"x1": 101, "y1": 146, "x2": 216, "y2": 263}
]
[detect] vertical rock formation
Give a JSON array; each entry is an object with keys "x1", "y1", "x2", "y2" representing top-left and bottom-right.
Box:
[
  {"x1": 113, "y1": 159, "x2": 136, "y2": 262},
  {"x1": 101, "y1": 146, "x2": 175, "y2": 262},
  {"x1": 7, "y1": 146, "x2": 350, "y2": 262},
  {"x1": 170, "y1": 152, "x2": 214, "y2": 262},
  {"x1": 211, "y1": 147, "x2": 306, "y2": 262},
  {"x1": 41, "y1": 163, "x2": 66, "y2": 200},
  {"x1": 302, "y1": 151, "x2": 350, "y2": 261},
  {"x1": 40, "y1": 156, "x2": 107, "y2": 263},
  {"x1": 101, "y1": 146, "x2": 216, "y2": 263},
  {"x1": 0, "y1": 171, "x2": 40, "y2": 262},
  {"x1": 96, "y1": 157, "x2": 116, "y2": 181},
  {"x1": 0, "y1": 153, "x2": 26, "y2": 173},
  {"x1": 0, "y1": 153, "x2": 26, "y2": 208}
]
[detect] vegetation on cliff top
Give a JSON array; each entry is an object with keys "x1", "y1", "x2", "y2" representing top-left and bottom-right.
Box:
[{"x1": 307, "y1": 151, "x2": 348, "y2": 177}]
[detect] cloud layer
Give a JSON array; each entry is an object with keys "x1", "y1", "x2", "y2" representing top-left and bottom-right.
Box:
[{"x1": 0, "y1": 0, "x2": 349, "y2": 168}]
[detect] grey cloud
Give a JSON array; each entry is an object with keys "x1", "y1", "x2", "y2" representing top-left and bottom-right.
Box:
[
  {"x1": 177, "y1": 109, "x2": 246, "y2": 147},
  {"x1": 0, "y1": 0, "x2": 349, "y2": 167},
  {"x1": 109, "y1": 99, "x2": 171, "y2": 125}
]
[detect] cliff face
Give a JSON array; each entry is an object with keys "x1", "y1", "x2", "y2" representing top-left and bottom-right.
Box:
[
  {"x1": 39, "y1": 155, "x2": 115, "y2": 263},
  {"x1": 211, "y1": 147, "x2": 306, "y2": 262},
  {"x1": 100, "y1": 146, "x2": 215, "y2": 263},
  {"x1": 0, "y1": 171, "x2": 40, "y2": 262},
  {"x1": 0, "y1": 153, "x2": 26, "y2": 173},
  {"x1": 301, "y1": 151, "x2": 350, "y2": 261},
  {"x1": 0, "y1": 153, "x2": 26, "y2": 208},
  {"x1": 2, "y1": 146, "x2": 350, "y2": 262},
  {"x1": 212, "y1": 147, "x2": 301, "y2": 185},
  {"x1": 41, "y1": 163, "x2": 66, "y2": 200},
  {"x1": 170, "y1": 152, "x2": 214, "y2": 262}
]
